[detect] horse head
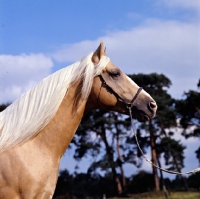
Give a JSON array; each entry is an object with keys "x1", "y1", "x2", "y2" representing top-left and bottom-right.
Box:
[{"x1": 86, "y1": 42, "x2": 157, "y2": 122}]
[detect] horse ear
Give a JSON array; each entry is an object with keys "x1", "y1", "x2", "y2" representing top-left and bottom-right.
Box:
[{"x1": 92, "y1": 41, "x2": 105, "y2": 64}]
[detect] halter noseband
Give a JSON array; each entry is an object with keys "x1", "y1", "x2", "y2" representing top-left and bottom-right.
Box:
[{"x1": 99, "y1": 75, "x2": 143, "y2": 108}]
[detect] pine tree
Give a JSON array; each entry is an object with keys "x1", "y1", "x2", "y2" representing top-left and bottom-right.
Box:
[
  {"x1": 129, "y1": 73, "x2": 178, "y2": 191},
  {"x1": 72, "y1": 109, "x2": 143, "y2": 195},
  {"x1": 176, "y1": 82, "x2": 200, "y2": 167}
]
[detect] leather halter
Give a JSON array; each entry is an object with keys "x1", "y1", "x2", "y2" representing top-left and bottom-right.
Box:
[{"x1": 99, "y1": 74, "x2": 143, "y2": 108}]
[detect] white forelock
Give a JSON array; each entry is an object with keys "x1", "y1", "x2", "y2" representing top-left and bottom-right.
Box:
[{"x1": 0, "y1": 53, "x2": 110, "y2": 153}]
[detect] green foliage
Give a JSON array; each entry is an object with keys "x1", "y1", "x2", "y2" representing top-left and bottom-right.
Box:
[
  {"x1": 195, "y1": 147, "x2": 200, "y2": 166},
  {"x1": 127, "y1": 170, "x2": 155, "y2": 193},
  {"x1": 187, "y1": 172, "x2": 200, "y2": 189},
  {"x1": 72, "y1": 109, "x2": 140, "y2": 171},
  {"x1": 53, "y1": 169, "x2": 116, "y2": 198},
  {"x1": 124, "y1": 129, "x2": 148, "y2": 167},
  {"x1": 128, "y1": 73, "x2": 190, "y2": 190},
  {"x1": 197, "y1": 79, "x2": 200, "y2": 89},
  {"x1": 55, "y1": 169, "x2": 200, "y2": 198},
  {"x1": 128, "y1": 73, "x2": 171, "y2": 93},
  {"x1": 176, "y1": 89, "x2": 200, "y2": 165},
  {"x1": 129, "y1": 73, "x2": 176, "y2": 128},
  {"x1": 176, "y1": 90, "x2": 200, "y2": 136},
  {"x1": 157, "y1": 137, "x2": 186, "y2": 171},
  {"x1": 0, "y1": 103, "x2": 9, "y2": 112}
]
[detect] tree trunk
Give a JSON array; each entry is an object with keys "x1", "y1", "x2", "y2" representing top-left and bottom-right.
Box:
[
  {"x1": 157, "y1": 154, "x2": 168, "y2": 198},
  {"x1": 149, "y1": 120, "x2": 160, "y2": 191},
  {"x1": 101, "y1": 127, "x2": 123, "y2": 195},
  {"x1": 116, "y1": 129, "x2": 126, "y2": 191},
  {"x1": 172, "y1": 156, "x2": 189, "y2": 191},
  {"x1": 160, "y1": 125, "x2": 189, "y2": 191}
]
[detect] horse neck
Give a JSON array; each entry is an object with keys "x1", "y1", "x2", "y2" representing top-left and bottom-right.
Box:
[{"x1": 35, "y1": 81, "x2": 87, "y2": 158}]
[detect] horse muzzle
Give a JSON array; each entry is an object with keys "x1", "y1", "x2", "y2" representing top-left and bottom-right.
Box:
[{"x1": 132, "y1": 100, "x2": 157, "y2": 122}]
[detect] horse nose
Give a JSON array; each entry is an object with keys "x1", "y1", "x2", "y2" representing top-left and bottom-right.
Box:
[{"x1": 148, "y1": 101, "x2": 157, "y2": 113}]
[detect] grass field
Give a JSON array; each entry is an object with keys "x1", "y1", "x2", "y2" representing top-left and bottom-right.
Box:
[{"x1": 110, "y1": 192, "x2": 200, "y2": 199}]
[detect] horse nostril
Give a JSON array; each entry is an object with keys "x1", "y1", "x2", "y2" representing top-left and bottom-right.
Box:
[{"x1": 148, "y1": 101, "x2": 157, "y2": 112}]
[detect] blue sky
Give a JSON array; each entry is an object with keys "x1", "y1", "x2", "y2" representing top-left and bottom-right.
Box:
[
  {"x1": 0, "y1": 0, "x2": 200, "y2": 178},
  {"x1": 1, "y1": 0, "x2": 198, "y2": 55},
  {"x1": 1, "y1": 0, "x2": 155, "y2": 54}
]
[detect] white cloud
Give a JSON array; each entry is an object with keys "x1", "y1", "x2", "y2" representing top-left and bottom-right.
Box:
[
  {"x1": 163, "y1": 0, "x2": 200, "y2": 12},
  {"x1": 52, "y1": 40, "x2": 100, "y2": 63},
  {"x1": 52, "y1": 19, "x2": 200, "y2": 98},
  {"x1": 0, "y1": 53, "x2": 53, "y2": 103},
  {"x1": 126, "y1": 12, "x2": 142, "y2": 20}
]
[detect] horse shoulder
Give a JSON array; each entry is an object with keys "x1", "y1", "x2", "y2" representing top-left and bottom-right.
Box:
[{"x1": 0, "y1": 139, "x2": 59, "y2": 198}]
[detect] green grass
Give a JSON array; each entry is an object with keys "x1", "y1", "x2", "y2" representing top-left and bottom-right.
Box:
[
  {"x1": 139, "y1": 191, "x2": 199, "y2": 199},
  {"x1": 109, "y1": 191, "x2": 200, "y2": 199}
]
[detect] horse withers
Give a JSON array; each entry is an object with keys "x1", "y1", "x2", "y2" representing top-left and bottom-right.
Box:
[{"x1": 0, "y1": 42, "x2": 157, "y2": 198}]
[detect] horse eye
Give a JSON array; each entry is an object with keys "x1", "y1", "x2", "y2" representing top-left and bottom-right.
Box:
[{"x1": 109, "y1": 70, "x2": 120, "y2": 78}]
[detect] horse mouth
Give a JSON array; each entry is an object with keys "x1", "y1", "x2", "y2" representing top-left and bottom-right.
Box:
[{"x1": 135, "y1": 111, "x2": 151, "y2": 122}]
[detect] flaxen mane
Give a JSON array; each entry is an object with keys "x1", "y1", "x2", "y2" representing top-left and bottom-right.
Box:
[{"x1": 0, "y1": 53, "x2": 110, "y2": 154}]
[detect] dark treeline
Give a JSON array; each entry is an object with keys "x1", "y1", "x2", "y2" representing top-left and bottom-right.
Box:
[
  {"x1": 53, "y1": 169, "x2": 200, "y2": 198},
  {"x1": 0, "y1": 73, "x2": 200, "y2": 198}
]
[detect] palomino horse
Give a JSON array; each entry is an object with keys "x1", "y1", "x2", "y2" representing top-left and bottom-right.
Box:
[{"x1": 0, "y1": 42, "x2": 157, "y2": 198}]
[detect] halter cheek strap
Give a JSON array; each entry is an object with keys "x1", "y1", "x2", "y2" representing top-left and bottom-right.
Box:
[
  {"x1": 128, "y1": 87, "x2": 143, "y2": 108},
  {"x1": 99, "y1": 75, "x2": 143, "y2": 108}
]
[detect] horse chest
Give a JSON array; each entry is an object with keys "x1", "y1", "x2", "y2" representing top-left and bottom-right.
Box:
[{"x1": 0, "y1": 142, "x2": 60, "y2": 198}]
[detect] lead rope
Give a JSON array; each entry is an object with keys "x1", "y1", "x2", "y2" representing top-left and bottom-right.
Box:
[{"x1": 128, "y1": 107, "x2": 200, "y2": 175}]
